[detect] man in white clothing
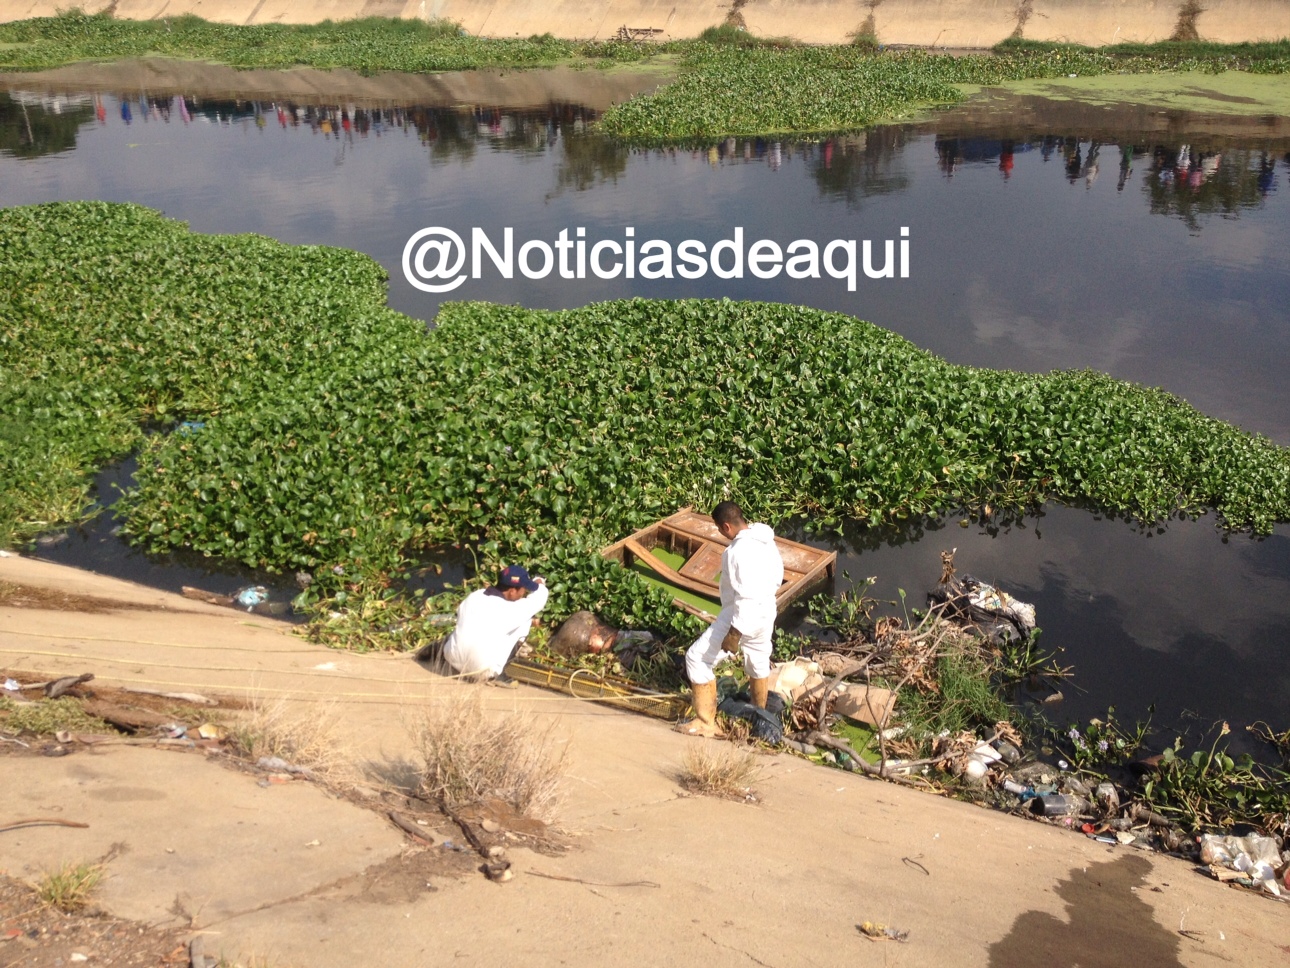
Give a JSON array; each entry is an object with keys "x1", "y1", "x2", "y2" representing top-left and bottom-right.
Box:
[
  {"x1": 441, "y1": 564, "x2": 548, "y2": 684},
  {"x1": 676, "y1": 501, "x2": 784, "y2": 737}
]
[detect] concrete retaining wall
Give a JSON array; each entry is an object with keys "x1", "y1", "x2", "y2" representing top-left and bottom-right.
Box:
[{"x1": 2, "y1": 0, "x2": 1288, "y2": 46}]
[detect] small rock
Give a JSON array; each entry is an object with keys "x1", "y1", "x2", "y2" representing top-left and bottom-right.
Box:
[{"x1": 480, "y1": 819, "x2": 501, "y2": 834}]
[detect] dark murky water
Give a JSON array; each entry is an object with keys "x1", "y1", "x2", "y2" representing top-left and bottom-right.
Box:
[{"x1": 2, "y1": 84, "x2": 1289, "y2": 747}]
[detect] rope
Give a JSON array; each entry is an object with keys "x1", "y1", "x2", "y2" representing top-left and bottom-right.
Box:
[{"x1": 0, "y1": 653, "x2": 673, "y2": 708}]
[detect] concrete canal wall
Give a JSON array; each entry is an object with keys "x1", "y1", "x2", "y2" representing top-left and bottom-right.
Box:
[{"x1": 2, "y1": 0, "x2": 1288, "y2": 47}]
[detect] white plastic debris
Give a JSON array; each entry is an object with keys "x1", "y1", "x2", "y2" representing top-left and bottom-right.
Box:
[{"x1": 1200, "y1": 833, "x2": 1284, "y2": 895}]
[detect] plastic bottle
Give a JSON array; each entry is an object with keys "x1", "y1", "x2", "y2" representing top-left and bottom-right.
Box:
[{"x1": 1030, "y1": 793, "x2": 1089, "y2": 817}]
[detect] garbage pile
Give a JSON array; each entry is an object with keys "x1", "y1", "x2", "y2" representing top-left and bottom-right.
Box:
[{"x1": 927, "y1": 548, "x2": 1036, "y2": 645}]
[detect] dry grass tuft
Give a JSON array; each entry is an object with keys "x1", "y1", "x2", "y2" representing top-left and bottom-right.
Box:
[
  {"x1": 35, "y1": 861, "x2": 104, "y2": 912},
  {"x1": 409, "y1": 690, "x2": 566, "y2": 822},
  {"x1": 680, "y1": 744, "x2": 761, "y2": 801},
  {"x1": 227, "y1": 695, "x2": 347, "y2": 779}
]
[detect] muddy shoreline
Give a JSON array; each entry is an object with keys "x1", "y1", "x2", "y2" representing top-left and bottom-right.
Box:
[{"x1": 0, "y1": 58, "x2": 673, "y2": 110}]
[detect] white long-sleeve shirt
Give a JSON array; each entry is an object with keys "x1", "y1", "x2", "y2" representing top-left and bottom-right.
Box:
[
  {"x1": 441, "y1": 583, "x2": 549, "y2": 676},
  {"x1": 720, "y1": 523, "x2": 784, "y2": 635}
]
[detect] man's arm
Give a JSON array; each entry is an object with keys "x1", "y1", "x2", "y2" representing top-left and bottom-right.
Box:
[{"x1": 500, "y1": 581, "x2": 549, "y2": 642}]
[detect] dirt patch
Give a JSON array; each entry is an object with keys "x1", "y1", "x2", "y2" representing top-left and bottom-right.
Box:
[
  {"x1": 0, "y1": 873, "x2": 191, "y2": 967},
  {"x1": 0, "y1": 581, "x2": 158, "y2": 615},
  {"x1": 328, "y1": 846, "x2": 480, "y2": 903}
]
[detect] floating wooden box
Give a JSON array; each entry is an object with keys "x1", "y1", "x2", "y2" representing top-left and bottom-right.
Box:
[{"x1": 602, "y1": 508, "x2": 838, "y2": 623}]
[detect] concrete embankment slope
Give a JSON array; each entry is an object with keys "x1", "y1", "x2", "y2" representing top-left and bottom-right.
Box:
[
  {"x1": 2, "y1": 553, "x2": 1288, "y2": 967},
  {"x1": 3, "y1": 0, "x2": 1288, "y2": 46}
]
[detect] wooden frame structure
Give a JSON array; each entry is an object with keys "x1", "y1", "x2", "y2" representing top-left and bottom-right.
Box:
[{"x1": 602, "y1": 508, "x2": 837, "y2": 623}]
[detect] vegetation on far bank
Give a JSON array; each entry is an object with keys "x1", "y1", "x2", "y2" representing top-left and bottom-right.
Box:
[
  {"x1": 0, "y1": 13, "x2": 1289, "y2": 140},
  {"x1": 597, "y1": 38, "x2": 1290, "y2": 141}
]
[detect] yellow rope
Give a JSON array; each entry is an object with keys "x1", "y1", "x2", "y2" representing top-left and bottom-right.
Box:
[{"x1": 0, "y1": 648, "x2": 678, "y2": 709}]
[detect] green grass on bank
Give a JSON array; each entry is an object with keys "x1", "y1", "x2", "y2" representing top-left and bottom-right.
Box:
[
  {"x1": 4, "y1": 202, "x2": 1290, "y2": 636},
  {"x1": 0, "y1": 13, "x2": 638, "y2": 74},
  {"x1": 0, "y1": 13, "x2": 1288, "y2": 140},
  {"x1": 596, "y1": 40, "x2": 1290, "y2": 140}
]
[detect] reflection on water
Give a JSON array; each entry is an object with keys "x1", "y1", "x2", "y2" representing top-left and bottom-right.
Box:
[
  {"x1": 1146, "y1": 145, "x2": 1281, "y2": 230},
  {"x1": 6, "y1": 89, "x2": 1288, "y2": 236},
  {"x1": 2, "y1": 84, "x2": 1290, "y2": 744},
  {"x1": 936, "y1": 135, "x2": 1285, "y2": 227},
  {"x1": 0, "y1": 91, "x2": 94, "y2": 157}
]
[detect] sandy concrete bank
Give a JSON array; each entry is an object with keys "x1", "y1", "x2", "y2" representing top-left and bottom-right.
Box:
[
  {"x1": 2, "y1": 0, "x2": 1289, "y2": 47},
  {"x1": 1, "y1": 553, "x2": 1286, "y2": 967}
]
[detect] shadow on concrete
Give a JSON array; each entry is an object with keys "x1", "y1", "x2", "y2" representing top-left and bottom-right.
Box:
[{"x1": 988, "y1": 853, "x2": 1184, "y2": 968}]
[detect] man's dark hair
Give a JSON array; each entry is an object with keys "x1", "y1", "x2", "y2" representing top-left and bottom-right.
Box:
[{"x1": 712, "y1": 501, "x2": 746, "y2": 529}]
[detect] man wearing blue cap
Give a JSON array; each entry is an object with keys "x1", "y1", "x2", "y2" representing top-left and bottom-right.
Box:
[{"x1": 441, "y1": 565, "x2": 548, "y2": 683}]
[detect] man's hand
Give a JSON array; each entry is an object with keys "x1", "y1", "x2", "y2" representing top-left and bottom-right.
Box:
[{"x1": 720, "y1": 626, "x2": 743, "y2": 654}]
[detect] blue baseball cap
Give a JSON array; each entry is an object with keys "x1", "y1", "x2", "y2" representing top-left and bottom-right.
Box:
[{"x1": 498, "y1": 564, "x2": 539, "y2": 592}]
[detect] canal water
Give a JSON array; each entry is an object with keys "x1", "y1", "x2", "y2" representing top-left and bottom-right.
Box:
[{"x1": 2, "y1": 81, "x2": 1288, "y2": 750}]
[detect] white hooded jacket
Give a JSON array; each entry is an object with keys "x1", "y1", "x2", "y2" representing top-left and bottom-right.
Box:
[{"x1": 720, "y1": 522, "x2": 784, "y2": 635}]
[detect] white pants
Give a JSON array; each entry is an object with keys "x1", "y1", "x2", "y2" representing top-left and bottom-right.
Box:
[{"x1": 685, "y1": 608, "x2": 773, "y2": 684}]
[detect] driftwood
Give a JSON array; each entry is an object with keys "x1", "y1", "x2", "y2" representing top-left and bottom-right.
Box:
[
  {"x1": 45, "y1": 673, "x2": 94, "y2": 699},
  {"x1": 387, "y1": 810, "x2": 436, "y2": 844},
  {"x1": 121, "y1": 686, "x2": 216, "y2": 705},
  {"x1": 181, "y1": 586, "x2": 234, "y2": 607},
  {"x1": 80, "y1": 699, "x2": 175, "y2": 732},
  {"x1": 1128, "y1": 802, "x2": 1173, "y2": 829}
]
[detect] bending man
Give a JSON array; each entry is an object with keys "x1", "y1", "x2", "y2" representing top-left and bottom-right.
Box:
[
  {"x1": 441, "y1": 565, "x2": 548, "y2": 684},
  {"x1": 677, "y1": 501, "x2": 784, "y2": 737}
]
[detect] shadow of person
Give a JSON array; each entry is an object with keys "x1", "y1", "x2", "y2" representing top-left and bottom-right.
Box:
[{"x1": 988, "y1": 853, "x2": 1183, "y2": 968}]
